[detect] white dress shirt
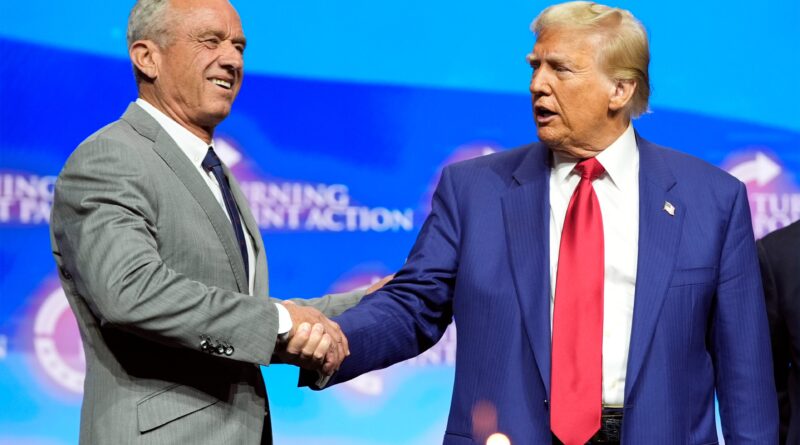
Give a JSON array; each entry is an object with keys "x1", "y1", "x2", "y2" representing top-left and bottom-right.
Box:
[
  {"x1": 549, "y1": 123, "x2": 639, "y2": 407},
  {"x1": 136, "y1": 99, "x2": 291, "y2": 334}
]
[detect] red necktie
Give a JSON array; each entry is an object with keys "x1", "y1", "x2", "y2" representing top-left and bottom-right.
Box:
[{"x1": 551, "y1": 157, "x2": 605, "y2": 445}]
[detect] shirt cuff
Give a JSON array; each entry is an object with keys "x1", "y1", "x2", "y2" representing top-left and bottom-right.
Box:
[
  {"x1": 275, "y1": 302, "x2": 292, "y2": 342},
  {"x1": 315, "y1": 372, "x2": 332, "y2": 388}
]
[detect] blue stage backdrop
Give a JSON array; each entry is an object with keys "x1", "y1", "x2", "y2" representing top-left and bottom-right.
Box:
[{"x1": 1, "y1": 1, "x2": 798, "y2": 444}]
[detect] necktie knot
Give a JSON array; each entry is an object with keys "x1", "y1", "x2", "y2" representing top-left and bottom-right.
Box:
[
  {"x1": 575, "y1": 157, "x2": 605, "y2": 181},
  {"x1": 202, "y1": 147, "x2": 222, "y2": 171}
]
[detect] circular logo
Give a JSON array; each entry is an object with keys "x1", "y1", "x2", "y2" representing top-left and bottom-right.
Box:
[{"x1": 32, "y1": 283, "x2": 85, "y2": 394}]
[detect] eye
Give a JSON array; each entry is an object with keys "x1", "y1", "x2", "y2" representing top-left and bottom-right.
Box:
[
  {"x1": 203, "y1": 37, "x2": 221, "y2": 48},
  {"x1": 234, "y1": 44, "x2": 245, "y2": 54},
  {"x1": 555, "y1": 65, "x2": 570, "y2": 73}
]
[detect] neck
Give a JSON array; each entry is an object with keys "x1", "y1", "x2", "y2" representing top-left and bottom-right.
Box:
[
  {"x1": 550, "y1": 118, "x2": 630, "y2": 159},
  {"x1": 138, "y1": 90, "x2": 214, "y2": 143}
]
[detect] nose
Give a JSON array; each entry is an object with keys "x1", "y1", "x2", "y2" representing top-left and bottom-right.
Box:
[
  {"x1": 219, "y1": 43, "x2": 243, "y2": 71},
  {"x1": 529, "y1": 68, "x2": 550, "y2": 97}
]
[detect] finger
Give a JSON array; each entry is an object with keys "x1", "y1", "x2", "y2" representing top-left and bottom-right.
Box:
[
  {"x1": 322, "y1": 347, "x2": 341, "y2": 376},
  {"x1": 320, "y1": 319, "x2": 347, "y2": 358},
  {"x1": 321, "y1": 322, "x2": 340, "y2": 346},
  {"x1": 322, "y1": 358, "x2": 336, "y2": 376},
  {"x1": 313, "y1": 334, "x2": 333, "y2": 362},
  {"x1": 285, "y1": 322, "x2": 311, "y2": 354},
  {"x1": 339, "y1": 328, "x2": 349, "y2": 356},
  {"x1": 301, "y1": 323, "x2": 325, "y2": 358},
  {"x1": 321, "y1": 319, "x2": 343, "y2": 345},
  {"x1": 327, "y1": 320, "x2": 349, "y2": 356}
]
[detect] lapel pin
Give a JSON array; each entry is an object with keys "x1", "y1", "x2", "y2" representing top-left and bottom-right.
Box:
[{"x1": 663, "y1": 201, "x2": 675, "y2": 216}]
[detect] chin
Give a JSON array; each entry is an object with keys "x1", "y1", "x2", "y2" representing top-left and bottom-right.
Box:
[
  {"x1": 205, "y1": 105, "x2": 232, "y2": 122},
  {"x1": 197, "y1": 114, "x2": 230, "y2": 133},
  {"x1": 536, "y1": 128, "x2": 561, "y2": 146}
]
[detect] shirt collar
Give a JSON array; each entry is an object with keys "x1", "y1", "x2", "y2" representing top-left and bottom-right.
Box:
[
  {"x1": 551, "y1": 122, "x2": 638, "y2": 192},
  {"x1": 136, "y1": 98, "x2": 212, "y2": 168}
]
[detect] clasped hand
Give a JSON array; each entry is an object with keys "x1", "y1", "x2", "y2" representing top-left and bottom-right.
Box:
[{"x1": 274, "y1": 301, "x2": 348, "y2": 376}]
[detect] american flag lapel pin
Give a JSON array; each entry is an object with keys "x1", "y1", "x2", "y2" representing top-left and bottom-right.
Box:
[{"x1": 663, "y1": 201, "x2": 675, "y2": 216}]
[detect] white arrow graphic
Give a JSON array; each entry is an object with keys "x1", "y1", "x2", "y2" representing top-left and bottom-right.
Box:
[{"x1": 728, "y1": 152, "x2": 781, "y2": 186}]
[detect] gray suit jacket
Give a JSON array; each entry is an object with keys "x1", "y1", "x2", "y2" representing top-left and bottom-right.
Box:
[{"x1": 50, "y1": 103, "x2": 363, "y2": 444}]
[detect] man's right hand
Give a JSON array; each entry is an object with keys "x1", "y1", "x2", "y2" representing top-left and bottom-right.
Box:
[{"x1": 275, "y1": 301, "x2": 349, "y2": 375}]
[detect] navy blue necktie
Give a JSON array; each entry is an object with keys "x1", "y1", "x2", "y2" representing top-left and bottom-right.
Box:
[{"x1": 202, "y1": 147, "x2": 249, "y2": 280}]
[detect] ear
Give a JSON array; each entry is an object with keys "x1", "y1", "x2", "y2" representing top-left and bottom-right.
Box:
[
  {"x1": 608, "y1": 79, "x2": 636, "y2": 112},
  {"x1": 129, "y1": 40, "x2": 161, "y2": 81}
]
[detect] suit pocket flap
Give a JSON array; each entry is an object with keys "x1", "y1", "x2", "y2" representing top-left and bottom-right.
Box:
[
  {"x1": 670, "y1": 267, "x2": 716, "y2": 287},
  {"x1": 137, "y1": 384, "x2": 219, "y2": 433}
]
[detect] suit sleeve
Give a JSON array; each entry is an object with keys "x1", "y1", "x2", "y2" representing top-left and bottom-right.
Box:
[
  {"x1": 317, "y1": 166, "x2": 461, "y2": 386},
  {"x1": 285, "y1": 288, "x2": 366, "y2": 319},
  {"x1": 51, "y1": 138, "x2": 280, "y2": 365},
  {"x1": 757, "y1": 239, "x2": 791, "y2": 441},
  {"x1": 712, "y1": 182, "x2": 779, "y2": 442}
]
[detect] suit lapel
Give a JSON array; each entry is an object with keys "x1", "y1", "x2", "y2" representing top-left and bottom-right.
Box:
[
  {"x1": 624, "y1": 136, "x2": 684, "y2": 400},
  {"x1": 502, "y1": 143, "x2": 553, "y2": 397},
  {"x1": 121, "y1": 103, "x2": 250, "y2": 294}
]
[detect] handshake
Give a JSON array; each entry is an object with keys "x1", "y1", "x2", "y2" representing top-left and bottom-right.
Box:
[
  {"x1": 273, "y1": 275, "x2": 392, "y2": 375},
  {"x1": 274, "y1": 300, "x2": 349, "y2": 376}
]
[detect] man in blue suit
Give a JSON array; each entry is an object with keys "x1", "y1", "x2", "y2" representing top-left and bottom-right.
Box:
[{"x1": 316, "y1": 2, "x2": 778, "y2": 443}]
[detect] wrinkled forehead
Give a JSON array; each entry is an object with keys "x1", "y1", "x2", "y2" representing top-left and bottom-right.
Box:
[{"x1": 169, "y1": 0, "x2": 244, "y2": 32}]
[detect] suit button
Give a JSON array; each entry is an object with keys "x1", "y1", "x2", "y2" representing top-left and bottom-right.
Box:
[
  {"x1": 200, "y1": 339, "x2": 210, "y2": 351},
  {"x1": 225, "y1": 346, "x2": 234, "y2": 356},
  {"x1": 61, "y1": 268, "x2": 72, "y2": 280},
  {"x1": 216, "y1": 345, "x2": 225, "y2": 355}
]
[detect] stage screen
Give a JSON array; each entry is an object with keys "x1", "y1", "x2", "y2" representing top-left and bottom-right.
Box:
[{"x1": 1, "y1": 1, "x2": 798, "y2": 443}]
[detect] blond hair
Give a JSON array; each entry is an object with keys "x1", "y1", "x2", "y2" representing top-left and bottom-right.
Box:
[{"x1": 531, "y1": 1, "x2": 650, "y2": 117}]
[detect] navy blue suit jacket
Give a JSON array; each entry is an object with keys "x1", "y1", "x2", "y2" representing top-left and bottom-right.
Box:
[{"x1": 328, "y1": 136, "x2": 778, "y2": 444}]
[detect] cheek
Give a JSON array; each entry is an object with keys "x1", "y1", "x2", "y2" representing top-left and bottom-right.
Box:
[
  {"x1": 571, "y1": 87, "x2": 609, "y2": 119},
  {"x1": 188, "y1": 53, "x2": 213, "y2": 83},
  {"x1": 585, "y1": 80, "x2": 613, "y2": 108},
  {"x1": 555, "y1": 88, "x2": 588, "y2": 123},
  {"x1": 561, "y1": 92, "x2": 608, "y2": 132}
]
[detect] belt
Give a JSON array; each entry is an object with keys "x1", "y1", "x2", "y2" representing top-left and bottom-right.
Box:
[
  {"x1": 552, "y1": 408, "x2": 624, "y2": 445},
  {"x1": 590, "y1": 408, "x2": 623, "y2": 444}
]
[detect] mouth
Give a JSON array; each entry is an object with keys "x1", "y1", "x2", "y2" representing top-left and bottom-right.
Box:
[
  {"x1": 210, "y1": 77, "x2": 233, "y2": 90},
  {"x1": 534, "y1": 104, "x2": 558, "y2": 123}
]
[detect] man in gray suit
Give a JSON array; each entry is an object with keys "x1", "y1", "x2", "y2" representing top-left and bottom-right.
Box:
[{"x1": 49, "y1": 0, "x2": 364, "y2": 443}]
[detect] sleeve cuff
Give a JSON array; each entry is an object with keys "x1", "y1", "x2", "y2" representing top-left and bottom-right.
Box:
[
  {"x1": 315, "y1": 372, "x2": 332, "y2": 388},
  {"x1": 275, "y1": 302, "x2": 292, "y2": 342}
]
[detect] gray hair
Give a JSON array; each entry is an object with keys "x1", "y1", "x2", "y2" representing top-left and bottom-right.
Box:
[
  {"x1": 532, "y1": 1, "x2": 651, "y2": 117},
  {"x1": 126, "y1": 0, "x2": 172, "y2": 50},
  {"x1": 127, "y1": 0, "x2": 174, "y2": 83}
]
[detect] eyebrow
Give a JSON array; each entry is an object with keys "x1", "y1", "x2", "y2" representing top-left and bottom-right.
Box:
[
  {"x1": 527, "y1": 53, "x2": 571, "y2": 66},
  {"x1": 198, "y1": 29, "x2": 247, "y2": 48}
]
